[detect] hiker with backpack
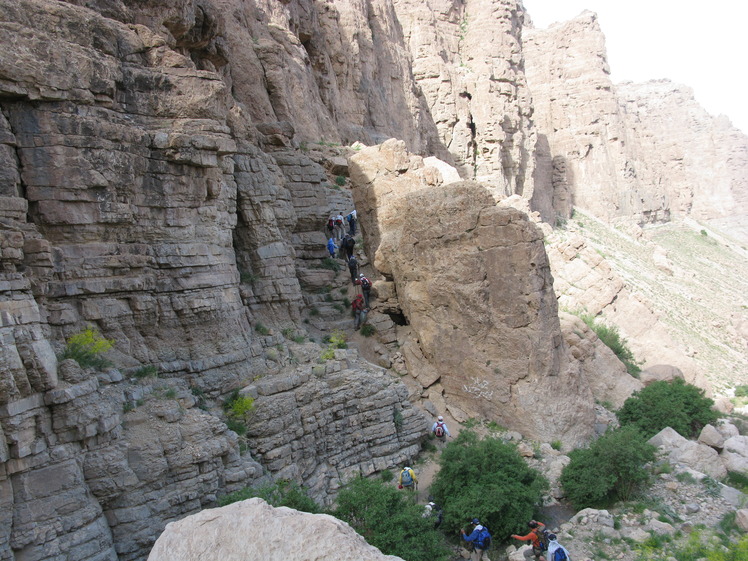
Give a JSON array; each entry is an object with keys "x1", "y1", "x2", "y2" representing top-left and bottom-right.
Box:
[
  {"x1": 511, "y1": 520, "x2": 548, "y2": 560},
  {"x1": 326, "y1": 236, "x2": 338, "y2": 258},
  {"x1": 461, "y1": 518, "x2": 491, "y2": 561},
  {"x1": 398, "y1": 466, "x2": 417, "y2": 491},
  {"x1": 422, "y1": 497, "x2": 443, "y2": 529},
  {"x1": 341, "y1": 234, "x2": 356, "y2": 259},
  {"x1": 334, "y1": 213, "x2": 345, "y2": 240},
  {"x1": 546, "y1": 534, "x2": 571, "y2": 561},
  {"x1": 398, "y1": 466, "x2": 417, "y2": 490},
  {"x1": 352, "y1": 294, "x2": 367, "y2": 331},
  {"x1": 346, "y1": 210, "x2": 357, "y2": 236},
  {"x1": 347, "y1": 256, "x2": 359, "y2": 284},
  {"x1": 355, "y1": 273, "x2": 372, "y2": 307},
  {"x1": 431, "y1": 415, "x2": 451, "y2": 443}
]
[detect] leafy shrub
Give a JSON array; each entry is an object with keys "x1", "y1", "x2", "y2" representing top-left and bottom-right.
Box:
[
  {"x1": 579, "y1": 314, "x2": 640, "y2": 376},
  {"x1": 332, "y1": 477, "x2": 450, "y2": 561},
  {"x1": 551, "y1": 440, "x2": 563, "y2": 451},
  {"x1": 617, "y1": 378, "x2": 719, "y2": 439},
  {"x1": 218, "y1": 480, "x2": 320, "y2": 513},
  {"x1": 254, "y1": 322, "x2": 270, "y2": 335},
  {"x1": 735, "y1": 385, "x2": 748, "y2": 397},
  {"x1": 429, "y1": 431, "x2": 548, "y2": 538},
  {"x1": 226, "y1": 418, "x2": 247, "y2": 436},
  {"x1": 360, "y1": 324, "x2": 376, "y2": 337},
  {"x1": 223, "y1": 390, "x2": 255, "y2": 419},
  {"x1": 240, "y1": 272, "x2": 259, "y2": 284},
  {"x1": 380, "y1": 470, "x2": 394, "y2": 482},
  {"x1": 335, "y1": 175, "x2": 347, "y2": 186},
  {"x1": 725, "y1": 470, "x2": 748, "y2": 494},
  {"x1": 560, "y1": 426, "x2": 655, "y2": 509},
  {"x1": 134, "y1": 365, "x2": 158, "y2": 379},
  {"x1": 319, "y1": 257, "x2": 341, "y2": 272},
  {"x1": 60, "y1": 326, "x2": 114, "y2": 369}
]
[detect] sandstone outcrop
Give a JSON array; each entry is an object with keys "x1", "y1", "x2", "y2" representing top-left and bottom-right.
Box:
[
  {"x1": 350, "y1": 140, "x2": 595, "y2": 444},
  {"x1": 148, "y1": 498, "x2": 404, "y2": 561}
]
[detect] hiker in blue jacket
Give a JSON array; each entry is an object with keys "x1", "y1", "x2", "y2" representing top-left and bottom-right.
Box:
[
  {"x1": 461, "y1": 518, "x2": 491, "y2": 561},
  {"x1": 326, "y1": 237, "x2": 338, "y2": 258}
]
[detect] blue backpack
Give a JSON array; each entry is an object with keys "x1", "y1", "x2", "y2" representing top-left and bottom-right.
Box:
[
  {"x1": 401, "y1": 469, "x2": 413, "y2": 486},
  {"x1": 552, "y1": 548, "x2": 568, "y2": 561},
  {"x1": 476, "y1": 528, "x2": 491, "y2": 550}
]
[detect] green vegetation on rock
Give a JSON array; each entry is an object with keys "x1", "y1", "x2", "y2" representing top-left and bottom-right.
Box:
[
  {"x1": 332, "y1": 477, "x2": 450, "y2": 561},
  {"x1": 617, "y1": 378, "x2": 718, "y2": 439},
  {"x1": 60, "y1": 326, "x2": 114, "y2": 369},
  {"x1": 560, "y1": 425, "x2": 655, "y2": 509},
  {"x1": 429, "y1": 431, "x2": 547, "y2": 539}
]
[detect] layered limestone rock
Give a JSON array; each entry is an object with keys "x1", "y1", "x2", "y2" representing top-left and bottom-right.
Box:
[
  {"x1": 241, "y1": 346, "x2": 428, "y2": 503},
  {"x1": 148, "y1": 498, "x2": 405, "y2": 561},
  {"x1": 523, "y1": 12, "x2": 748, "y2": 237},
  {"x1": 393, "y1": 0, "x2": 537, "y2": 195},
  {"x1": 350, "y1": 140, "x2": 595, "y2": 444}
]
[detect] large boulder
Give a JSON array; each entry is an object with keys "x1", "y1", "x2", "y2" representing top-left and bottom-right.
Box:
[
  {"x1": 148, "y1": 498, "x2": 404, "y2": 561},
  {"x1": 648, "y1": 428, "x2": 727, "y2": 479},
  {"x1": 639, "y1": 365, "x2": 685, "y2": 386},
  {"x1": 698, "y1": 424, "x2": 725, "y2": 450},
  {"x1": 349, "y1": 140, "x2": 595, "y2": 445},
  {"x1": 720, "y1": 435, "x2": 748, "y2": 474}
]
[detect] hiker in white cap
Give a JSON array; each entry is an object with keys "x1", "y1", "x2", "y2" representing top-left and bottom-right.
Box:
[{"x1": 431, "y1": 415, "x2": 451, "y2": 443}]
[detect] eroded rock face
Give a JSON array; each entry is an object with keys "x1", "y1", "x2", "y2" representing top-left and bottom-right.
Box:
[
  {"x1": 148, "y1": 498, "x2": 405, "y2": 561},
  {"x1": 393, "y1": 0, "x2": 536, "y2": 195},
  {"x1": 524, "y1": 12, "x2": 748, "y2": 236},
  {"x1": 350, "y1": 140, "x2": 594, "y2": 444}
]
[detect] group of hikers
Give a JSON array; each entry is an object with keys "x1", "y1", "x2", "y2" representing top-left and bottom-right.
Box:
[
  {"x1": 326, "y1": 210, "x2": 357, "y2": 241},
  {"x1": 398, "y1": 415, "x2": 572, "y2": 561},
  {"x1": 324, "y1": 209, "x2": 372, "y2": 331},
  {"x1": 461, "y1": 518, "x2": 571, "y2": 561}
]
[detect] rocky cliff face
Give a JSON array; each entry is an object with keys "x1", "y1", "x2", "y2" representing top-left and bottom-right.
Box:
[
  {"x1": 2, "y1": 0, "x2": 747, "y2": 559},
  {"x1": 523, "y1": 12, "x2": 748, "y2": 236}
]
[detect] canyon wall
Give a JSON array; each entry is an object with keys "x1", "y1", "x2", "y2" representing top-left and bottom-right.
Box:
[
  {"x1": 523, "y1": 12, "x2": 748, "y2": 237},
  {"x1": 2, "y1": 0, "x2": 747, "y2": 559}
]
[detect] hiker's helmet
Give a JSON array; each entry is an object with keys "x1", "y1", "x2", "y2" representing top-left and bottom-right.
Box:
[
  {"x1": 471, "y1": 518, "x2": 480, "y2": 525},
  {"x1": 528, "y1": 521, "x2": 539, "y2": 528},
  {"x1": 437, "y1": 415, "x2": 443, "y2": 421}
]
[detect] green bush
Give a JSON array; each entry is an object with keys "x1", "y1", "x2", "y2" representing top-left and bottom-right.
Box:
[
  {"x1": 223, "y1": 390, "x2": 255, "y2": 419},
  {"x1": 60, "y1": 326, "x2": 114, "y2": 369},
  {"x1": 254, "y1": 322, "x2": 270, "y2": 335},
  {"x1": 319, "y1": 257, "x2": 341, "y2": 272},
  {"x1": 735, "y1": 385, "x2": 748, "y2": 397},
  {"x1": 617, "y1": 378, "x2": 719, "y2": 439},
  {"x1": 579, "y1": 314, "x2": 640, "y2": 376},
  {"x1": 332, "y1": 477, "x2": 449, "y2": 561},
  {"x1": 134, "y1": 365, "x2": 159, "y2": 379},
  {"x1": 429, "y1": 431, "x2": 548, "y2": 539},
  {"x1": 360, "y1": 324, "x2": 376, "y2": 337},
  {"x1": 335, "y1": 175, "x2": 347, "y2": 186},
  {"x1": 218, "y1": 479, "x2": 320, "y2": 513},
  {"x1": 560, "y1": 426, "x2": 655, "y2": 509}
]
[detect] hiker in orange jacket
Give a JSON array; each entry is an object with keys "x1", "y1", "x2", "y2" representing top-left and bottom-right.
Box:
[{"x1": 511, "y1": 520, "x2": 547, "y2": 560}]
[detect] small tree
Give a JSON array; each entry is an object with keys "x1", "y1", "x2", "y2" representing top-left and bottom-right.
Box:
[
  {"x1": 560, "y1": 426, "x2": 655, "y2": 509},
  {"x1": 333, "y1": 477, "x2": 449, "y2": 561},
  {"x1": 429, "y1": 431, "x2": 547, "y2": 540},
  {"x1": 617, "y1": 378, "x2": 718, "y2": 439}
]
